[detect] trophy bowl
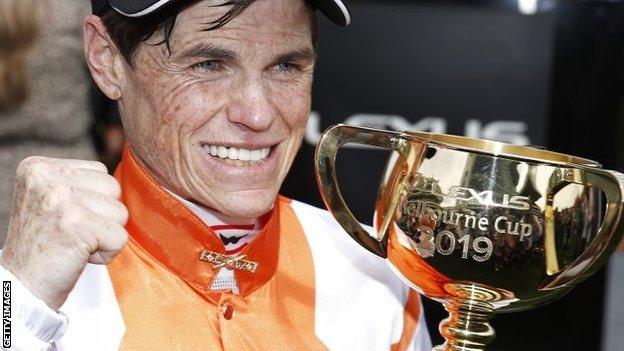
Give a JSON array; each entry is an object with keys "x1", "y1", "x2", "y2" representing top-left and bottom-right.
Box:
[{"x1": 314, "y1": 124, "x2": 624, "y2": 351}]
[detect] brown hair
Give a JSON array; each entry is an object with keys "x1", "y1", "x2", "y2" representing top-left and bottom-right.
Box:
[{"x1": 0, "y1": 0, "x2": 40, "y2": 112}]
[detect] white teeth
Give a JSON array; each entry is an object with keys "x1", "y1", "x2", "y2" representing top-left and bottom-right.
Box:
[
  {"x1": 228, "y1": 148, "x2": 239, "y2": 160},
  {"x1": 238, "y1": 149, "x2": 251, "y2": 161},
  {"x1": 203, "y1": 144, "x2": 271, "y2": 163},
  {"x1": 250, "y1": 150, "x2": 261, "y2": 161},
  {"x1": 218, "y1": 146, "x2": 228, "y2": 158}
]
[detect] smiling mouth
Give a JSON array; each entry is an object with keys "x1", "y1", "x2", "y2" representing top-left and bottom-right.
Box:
[{"x1": 202, "y1": 144, "x2": 273, "y2": 165}]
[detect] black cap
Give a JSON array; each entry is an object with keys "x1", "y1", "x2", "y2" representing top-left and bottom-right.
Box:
[{"x1": 91, "y1": 0, "x2": 351, "y2": 26}]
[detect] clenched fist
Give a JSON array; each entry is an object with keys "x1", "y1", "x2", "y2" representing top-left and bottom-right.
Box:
[{"x1": 0, "y1": 157, "x2": 128, "y2": 310}]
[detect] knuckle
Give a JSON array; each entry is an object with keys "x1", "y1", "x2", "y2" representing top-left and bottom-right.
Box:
[
  {"x1": 17, "y1": 157, "x2": 49, "y2": 181},
  {"x1": 41, "y1": 184, "x2": 72, "y2": 211},
  {"x1": 104, "y1": 176, "x2": 122, "y2": 198},
  {"x1": 57, "y1": 206, "x2": 86, "y2": 232},
  {"x1": 114, "y1": 227, "x2": 129, "y2": 251},
  {"x1": 23, "y1": 171, "x2": 38, "y2": 189},
  {"x1": 83, "y1": 160, "x2": 108, "y2": 174},
  {"x1": 20, "y1": 170, "x2": 39, "y2": 192},
  {"x1": 92, "y1": 161, "x2": 108, "y2": 173},
  {"x1": 100, "y1": 222, "x2": 128, "y2": 252},
  {"x1": 17, "y1": 156, "x2": 45, "y2": 173},
  {"x1": 29, "y1": 161, "x2": 50, "y2": 176},
  {"x1": 117, "y1": 203, "x2": 129, "y2": 225}
]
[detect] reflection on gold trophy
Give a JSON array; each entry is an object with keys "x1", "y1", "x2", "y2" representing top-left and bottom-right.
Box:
[{"x1": 315, "y1": 124, "x2": 624, "y2": 351}]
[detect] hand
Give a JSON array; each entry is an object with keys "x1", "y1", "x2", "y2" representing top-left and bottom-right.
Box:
[{"x1": 0, "y1": 157, "x2": 128, "y2": 310}]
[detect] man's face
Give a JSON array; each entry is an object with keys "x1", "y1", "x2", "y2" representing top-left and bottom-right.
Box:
[{"x1": 117, "y1": 0, "x2": 315, "y2": 219}]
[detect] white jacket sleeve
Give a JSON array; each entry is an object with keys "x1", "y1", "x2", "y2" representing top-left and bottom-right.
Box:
[
  {"x1": 0, "y1": 265, "x2": 68, "y2": 351},
  {"x1": 410, "y1": 310, "x2": 433, "y2": 351}
]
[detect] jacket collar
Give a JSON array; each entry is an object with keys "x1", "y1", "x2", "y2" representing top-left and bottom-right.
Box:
[{"x1": 115, "y1": 145, "x2": 280, "y2": 300}]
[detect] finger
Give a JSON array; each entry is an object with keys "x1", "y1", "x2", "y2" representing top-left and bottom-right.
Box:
[
  {"x1": 58, "y1": 206, "x2": 129, "y2": 258},
  {"x1": 71, "y1": 211, "x2": 128, "y2": 264},
  {"x1": 51, "y1": 168, "x2": 121, "y2": 199},
  {"x1": 91, "y1": 215, "x2": 128, "y2": 254},
  {"x1": 74, "y1": 189, "x2": 128, "y2": 226},
  {"x1": 44, "y1": 158, "x2": 108, "y2": 173},
  {"x1": 88, "y1": 251, "x2": 117, "y2": 265},
  {"x1": 21, "y1": 156, "x2": 108, "y2": 173}
]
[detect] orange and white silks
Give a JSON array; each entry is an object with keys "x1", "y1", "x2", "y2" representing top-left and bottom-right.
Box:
[{"x1": 54, "y1": 146, "x2": 431, "y2": 351}]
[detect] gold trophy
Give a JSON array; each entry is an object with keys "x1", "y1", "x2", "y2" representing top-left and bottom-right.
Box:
[{"x1": 315, "y1": 124, "x2": 624, "y2": 350}]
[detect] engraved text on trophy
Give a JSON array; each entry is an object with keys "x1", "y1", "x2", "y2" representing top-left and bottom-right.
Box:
[{"x1": 401, "y1": 175, "x2": 537, "y2": 263}]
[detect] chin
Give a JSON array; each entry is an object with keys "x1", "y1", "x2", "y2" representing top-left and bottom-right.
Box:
[{"x1": 216, "y1": 190, "x2": 278, "y2": 219}]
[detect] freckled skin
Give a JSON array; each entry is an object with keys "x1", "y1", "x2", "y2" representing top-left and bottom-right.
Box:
[
  {"x1": 118, "y1": 0, "x2": 315, "y2": 219},
  {"x1": 0, "y1": 0, "x2": 315, "y2": 311},
  {"x1": 1, "y1": 158, "x2": 128, "y2": 310}
]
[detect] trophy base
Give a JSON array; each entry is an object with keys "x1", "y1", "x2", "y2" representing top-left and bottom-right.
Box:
[{"x1": 432, "y1": 297, "x2": 496, "y2": 351}]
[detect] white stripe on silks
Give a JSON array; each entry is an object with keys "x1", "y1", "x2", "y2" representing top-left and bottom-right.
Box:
[{"x1": 290, "y1": 200, "x2": 417, "y2": 350}]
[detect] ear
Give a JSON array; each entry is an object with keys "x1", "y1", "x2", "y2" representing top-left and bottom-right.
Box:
[{"x1": 83, "y1": 15, "x2": 126, "y2": 100}]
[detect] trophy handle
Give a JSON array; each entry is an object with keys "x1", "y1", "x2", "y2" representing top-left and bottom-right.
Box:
[
  {"x1": 315, "y1": 124, "x2": 406, "y2": 258},
  {"x1": 542, "y1": 168, "x2": 624, "y2": 290}
]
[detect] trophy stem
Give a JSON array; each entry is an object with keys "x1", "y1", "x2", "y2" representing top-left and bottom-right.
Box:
[{"x1": 432, "y1": 298, "x2": 496, "y2": 351}]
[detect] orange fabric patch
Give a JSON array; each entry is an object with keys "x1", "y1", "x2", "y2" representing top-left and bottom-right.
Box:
[
  {"x1": 107, "y1": 146, "x2": 328, "y2": 350},
  {"x1": 388, "y1": 225, "x2": 451, "y2": 299},
  {"x1": 390, "y1": 290, "x2": 421, "y2": 351}
]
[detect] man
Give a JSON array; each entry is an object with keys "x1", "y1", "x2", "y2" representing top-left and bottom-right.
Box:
[{"x1": 0, "y1": 0, "x2": 431, "y2": 349}]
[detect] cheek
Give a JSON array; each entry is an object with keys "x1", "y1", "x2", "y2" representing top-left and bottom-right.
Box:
[
  {"x1": 279, "y1": 88, "x2": 310, "y2": 170},
  {"x1": 122, "y1": 71, "x2": 226, "y2": 176},
  {"x1": 286, "y1": 108, "x2": 311, "y2": 140},
  {"x1": 140, "y1": 77, "x2": 227, "y2": 145},
  {"x1": 274, "y1": 84, "x2": 312, "y2": 131}
]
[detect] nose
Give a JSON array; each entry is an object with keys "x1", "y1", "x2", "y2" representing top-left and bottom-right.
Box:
[{"x1": 227, "y1": 78, "x2": 276, "y2": 132}]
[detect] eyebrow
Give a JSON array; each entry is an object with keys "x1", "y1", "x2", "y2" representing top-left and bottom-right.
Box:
[
  {"x1": 177, "y1": 43, "x2": 239, "y2": 61},
  {"x1": 272, "y1": 48, "x2": 317, "y2": 65},
  {"x1": 177, "y1": 43, "x2": 316, "y2": 66}
]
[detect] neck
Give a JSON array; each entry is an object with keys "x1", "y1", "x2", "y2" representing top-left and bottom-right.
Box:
[{"x1": 165, "y1": 189, "x2": 256, "y2": 227}]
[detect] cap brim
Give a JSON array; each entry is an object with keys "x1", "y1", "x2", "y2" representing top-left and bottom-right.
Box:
[
  {"x1": 108, "y1": 0, "x2": 174, "y2": 17},
  {"x1": 103, "y1": 0, "x2": 351, "y2": 25},
  {"x1": 315, "y1": 0, "x2": 351, "y2": 26}
]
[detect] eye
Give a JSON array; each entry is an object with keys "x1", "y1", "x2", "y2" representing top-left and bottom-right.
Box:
[
  {"x1": 273, "y1": 62, "x2": 299, "y2": 73},
  {"x1": 191, "y1": 60, "x2": 223, "y2": 72}
]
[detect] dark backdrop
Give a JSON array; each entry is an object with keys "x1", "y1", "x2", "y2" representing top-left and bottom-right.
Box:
[{"x1": 282, "y1": 0, "x2": 624, "y2": 350}]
